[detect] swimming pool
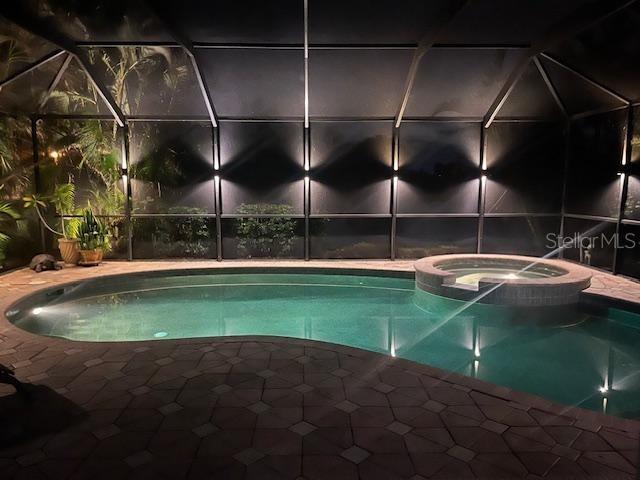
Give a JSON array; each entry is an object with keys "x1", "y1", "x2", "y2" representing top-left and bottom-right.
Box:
[{"x1": 6, "y1": 270, "x2": 640, "y2": 419}]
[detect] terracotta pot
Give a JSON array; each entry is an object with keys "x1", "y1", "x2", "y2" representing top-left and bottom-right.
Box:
[
  {"x1": 58, "y1": 238, "x2": 80, "y2": 265},
  {"x1": 79, "y1": 249, "x2": 103, "y2": 265}
]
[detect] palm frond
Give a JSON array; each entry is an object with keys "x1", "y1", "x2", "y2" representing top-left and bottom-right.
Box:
[
  {"x1": 51, "y1": 183, "x2": 75, "y2": 214},
  {"x1": 0, "y1": 202, "x2": 20, "y2": 220}
]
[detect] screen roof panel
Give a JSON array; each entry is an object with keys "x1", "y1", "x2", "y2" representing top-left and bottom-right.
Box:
[
  {"x1": 155, "y1": 0, "x2": 303, "y2": 44},
  {"x1": 0, "y1": 53, "x2": 65, "y2": 114},
  {"x1": 548, "y1": 3, "x2": 640, "y2": 102},
  {"x1": 41, "y1": 56, "x2": 109, "y2": 115},
  {"x1": 17, "y1": 0, "x2": 173, "y2": 42},
  {"x1": 497, "y1": 61, "x2": 564, "y2": 120},
  {"x1": 308, "y1": 0, "x2": 460, "y2": 45},
  {"x1": 86, "y1": 46, "x2": 207, "y2": 116},
  {"x1": 405, "y1": 49, "x2": 526, "y2": 118},
  {"x1": 198, "y1": 48, "x2": 304, "y2": 118},
  {"x1": 0, "y1": 16, "x2": 58, "y2": 83},
  {"x1": 439, "y1": 0, "x2": 592, "y2": 45},
  {"x1": 309, "y1": 49, "x2": 413, "y2": 117},
  {"x1": 539, "y1": 56, "x2": 627, "y2": 115}
]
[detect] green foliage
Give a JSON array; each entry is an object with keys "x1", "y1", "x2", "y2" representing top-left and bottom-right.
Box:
[
  {"x1": 22, "y1": 194, "x2": 47, "y2": 211},
  {"x1": 0, "y1": 201, "x2": 20, "y2": 263},
  {"x1": 51, "y1": 183, "x2": 75, "y2": 214},
  {"x1": 51, "y1": 183, "x2": 75, "y2": 238},
  {"x1": 77, "y1": 208, "x2": 111, "y2": 251},
  {"x1": 23, "y1": 183, "x2": 79, "y2": 239},
  {"x1": 234, "y1": 204, "x2": 297, "y2": 258},
  {"x1": 0, "y1": 119, "x2": 14, "y2": 175},
  {"x1": 89, "y1": 187, "x2": 125, "y2": 217},
  {"x1": 132, "y1": 207, "x2": 210, "y2": 257},
  {"x1": 0, "y1": 118, "x2": 31, "y2": 199},
  {"x1": 22, "y1": 193, "x2": 63, "y2": 236},
  {"x1": 75, "y1": 121, "x2": 120, "y2": 185},
  {"x1": 0, "y1": 118, "x2": 34, "y2": 267},
  {"x1": 38, "y1": 120, "x2": 125, "y2": 217}
]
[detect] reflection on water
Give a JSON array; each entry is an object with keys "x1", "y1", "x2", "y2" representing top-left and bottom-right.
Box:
[
  {"x1": 9, "y1": 273, "x2": 640, "y2": 419},
  {"x1": 453, "y1": 269, "x2": 548, "y2": 286}
]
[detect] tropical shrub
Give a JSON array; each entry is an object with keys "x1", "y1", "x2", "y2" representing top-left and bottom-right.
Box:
[{"x1": 234, "y1": 204, "x2": 297, "y2": 258}]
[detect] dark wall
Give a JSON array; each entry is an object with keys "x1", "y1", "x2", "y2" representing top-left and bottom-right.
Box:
[
  {"x1": 565, "y1": 110, "x2": 625, "y2": 218},
  {"x1": 310, "y1": 121, "x2": 392, "y2": 215},
  {"x1": 561, "y1": 106, "x2": 640, "y2": 275},
  {"x1": 1, "y1": 117, "x2": 569, "y2": 268},
  {"x1": 397, "y1": 122, "x2": 480, "y2": 214}
]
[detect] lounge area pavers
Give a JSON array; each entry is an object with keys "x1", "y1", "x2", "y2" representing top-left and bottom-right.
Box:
[{"x1": 1, "y1": 261, "x2": 639, "y2": 479}]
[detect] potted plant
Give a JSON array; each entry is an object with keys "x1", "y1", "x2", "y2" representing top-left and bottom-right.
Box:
[
  {"x1": 23, "y1": 183, "x2": 81, "y2": 264},
  {"x1": 51, "y1": 184, "x2": 81, "y2": 264},
  {"x1": 77, "y1": 207, "x2": 110, "y2": 265}
]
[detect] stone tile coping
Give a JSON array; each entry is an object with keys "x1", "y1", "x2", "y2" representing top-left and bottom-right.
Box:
[{"x1": 414, "y1": 254, "x2": 593, "y2": 306}]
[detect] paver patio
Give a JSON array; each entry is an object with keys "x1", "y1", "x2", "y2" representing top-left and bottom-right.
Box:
[{"x1": 0, "y1": 260, "x2": 638, "y2": 479}]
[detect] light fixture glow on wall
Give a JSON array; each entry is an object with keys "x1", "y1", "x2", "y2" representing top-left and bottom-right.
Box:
[
  {"x1": 120, "y1": 141, "x2": 127, "y2": 170},
  {"x1": 49, "y1": 150, "x2": 59, "y2": 159}
]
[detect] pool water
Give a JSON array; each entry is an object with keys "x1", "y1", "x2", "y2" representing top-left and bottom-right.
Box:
[
  {"x1": 451, "y1": 268, "x2": 551, "y2": 286},
  {"x1": 8, "y1": 272, "x2": 640, "y2": 419}
]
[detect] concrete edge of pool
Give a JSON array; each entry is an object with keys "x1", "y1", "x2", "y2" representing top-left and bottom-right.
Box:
[{"x1": 1, "y1": 260, "x2": 639, "y2": 438}]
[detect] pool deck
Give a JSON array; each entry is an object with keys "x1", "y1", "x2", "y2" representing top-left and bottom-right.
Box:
[{"x1": 0, "y1": 260, "x2": 639, "y2": 479}]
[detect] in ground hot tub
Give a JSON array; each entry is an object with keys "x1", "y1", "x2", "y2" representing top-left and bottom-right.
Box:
[{"x1": 415, "y1": 254, "x2": 592, "y2": 306}]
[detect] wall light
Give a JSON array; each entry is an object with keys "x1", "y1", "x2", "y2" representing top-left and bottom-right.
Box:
[
  {"x1": 120, "y1": 141, "x2": 127, "y2": 170},
  {"x1": 50, "y1": 150, "x2": 59, "y2": 160}
]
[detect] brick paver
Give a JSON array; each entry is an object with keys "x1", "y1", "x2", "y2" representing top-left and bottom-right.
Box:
[{"x1": 0, "y1": 260, "x2": 638, "y2": 479}]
